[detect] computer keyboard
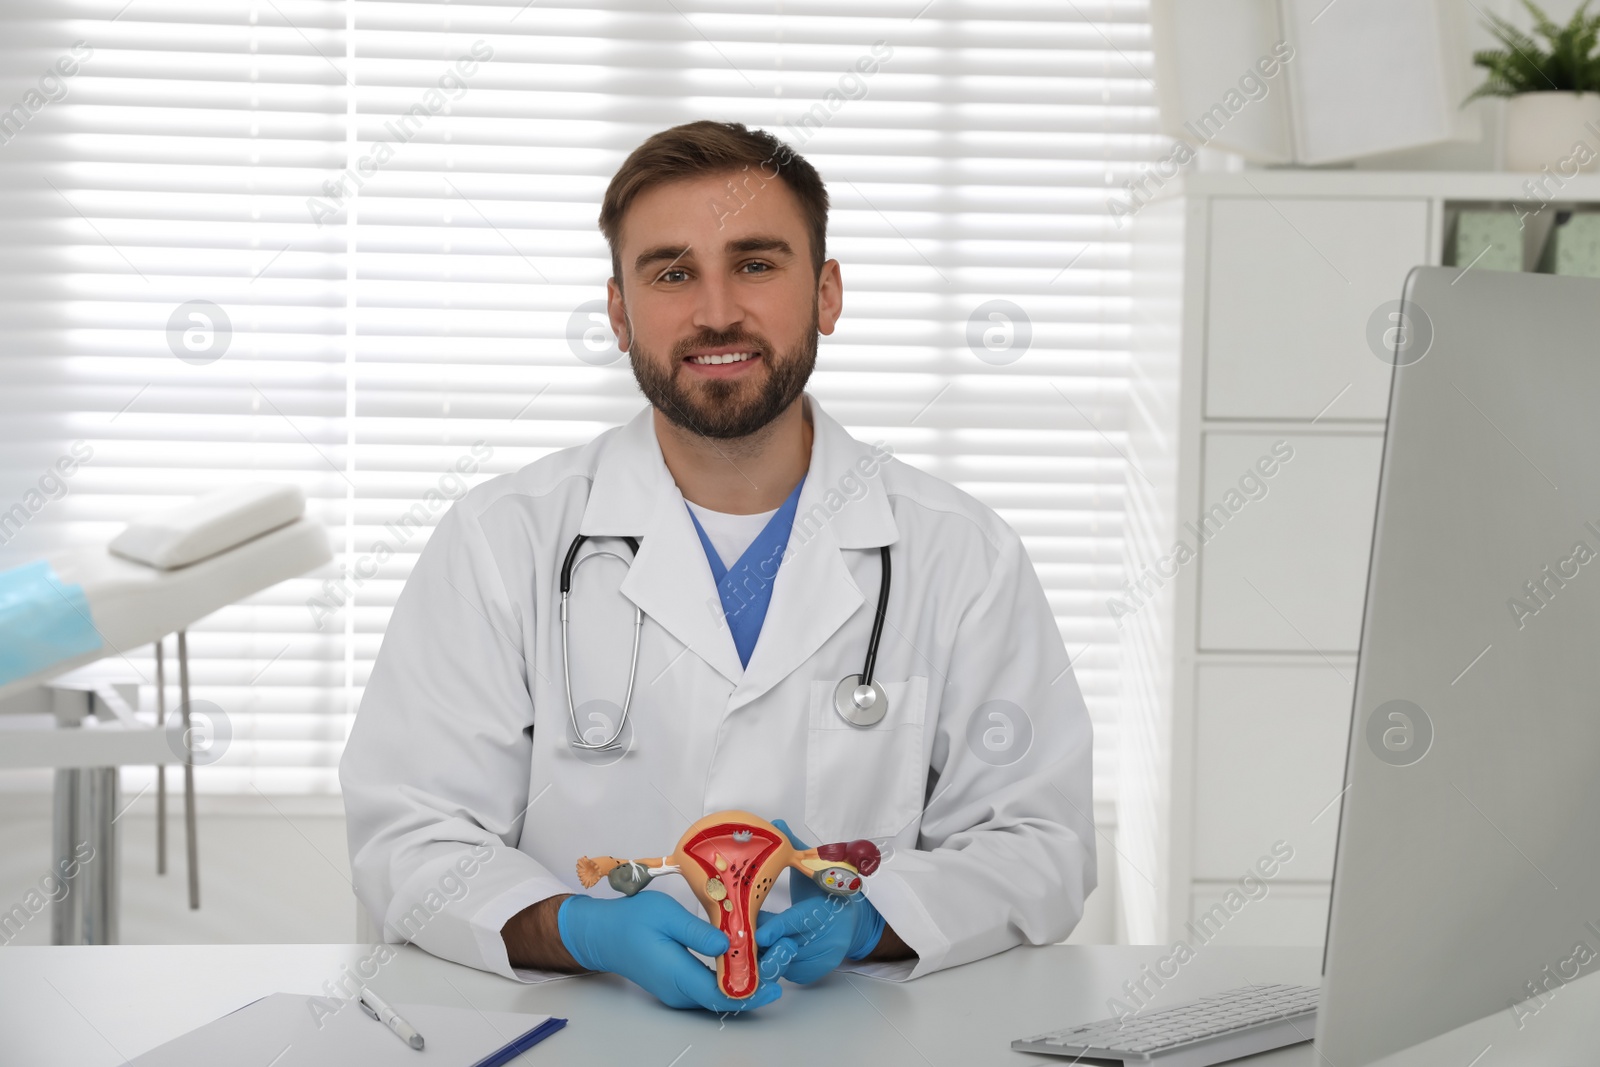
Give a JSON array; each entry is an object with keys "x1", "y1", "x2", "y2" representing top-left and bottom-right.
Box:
[{"x1": 1010, "y1": 983, "x2": 1319, "y2": 1066}]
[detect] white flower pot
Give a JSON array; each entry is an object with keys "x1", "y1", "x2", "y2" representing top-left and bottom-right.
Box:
[{"x1": 1504, "y1": 91, "x2": 1600, "y2": 172}]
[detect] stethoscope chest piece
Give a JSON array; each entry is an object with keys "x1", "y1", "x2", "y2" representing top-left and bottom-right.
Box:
[{"x1": 834, "y1": 674, "x2": 888, "y2": 728}]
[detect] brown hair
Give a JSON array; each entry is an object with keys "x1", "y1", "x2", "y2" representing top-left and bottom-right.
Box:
[{"x1": 599, "y1": 120, "x2": 829, "y2": 287}]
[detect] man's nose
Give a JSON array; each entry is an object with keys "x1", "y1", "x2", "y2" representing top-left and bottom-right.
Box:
[{"x1": 693, "y1": 269, "x2": 744, "y2": 334}]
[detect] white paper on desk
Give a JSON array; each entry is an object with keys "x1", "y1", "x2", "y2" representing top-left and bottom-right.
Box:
[{"x1": 127, "y1": 992, "x2": 562, "y2": 1066}]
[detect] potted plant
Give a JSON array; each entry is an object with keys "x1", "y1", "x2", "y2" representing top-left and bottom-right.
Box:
[{"x1": 1470, "y1": 0, "x2": 1600, "y2": 172}]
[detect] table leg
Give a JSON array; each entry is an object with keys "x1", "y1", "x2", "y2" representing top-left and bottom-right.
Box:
[
  {"x1": 178, "y1": 629, "x2": 199, "y2": 910},
  {"x1": 83, "y1": 766, "x2": 119, "y2": 945},
  {"x1": 50, "y1": 768, "x2": 79, "y2": 945},
  {"x1": 155, "y1": 636, "x2": 167, "y2": 877},
  {"x1": 49, "y1": 765, "x2": 120, "y2": 945}
]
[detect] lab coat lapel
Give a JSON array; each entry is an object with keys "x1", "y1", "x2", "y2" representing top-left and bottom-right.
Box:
[
  {"x1": 578, "y1": 397, "x2": 898, "y2": 703},
  {"x1": 728, "y1": 398, "x2": 899, "y2": 714},
  {"x1": 579, "y1": 409, "x2": 745, "y2": 687},
  {"x1": 728, "y1": 499, "x2": 861, "y2": 713},
  {"x1": 621, "y1": 494, "x2": 746, "y2": 687}
]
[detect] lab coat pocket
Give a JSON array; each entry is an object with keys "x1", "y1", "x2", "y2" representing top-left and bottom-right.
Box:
[{"x1": 805, "y1": 676, "x2": 929, "y2": 845}]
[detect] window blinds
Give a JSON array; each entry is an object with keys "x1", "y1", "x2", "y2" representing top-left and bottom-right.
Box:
[{"x1": 0, "y1": 0, "x2": 1160, "y2": 797}]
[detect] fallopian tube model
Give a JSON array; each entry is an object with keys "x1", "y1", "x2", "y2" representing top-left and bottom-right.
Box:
[{"x1": 576, "y1": 810, "x2": 882, "y2": 1000}]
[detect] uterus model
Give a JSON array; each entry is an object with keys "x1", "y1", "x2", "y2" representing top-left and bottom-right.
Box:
[{"x1": 576, "y1": 810, "x2": 882, "y2": 999}]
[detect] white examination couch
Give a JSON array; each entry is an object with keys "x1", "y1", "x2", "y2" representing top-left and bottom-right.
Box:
[{"x1": 0, "y1": 484, "x2": 331, "y2": 944}]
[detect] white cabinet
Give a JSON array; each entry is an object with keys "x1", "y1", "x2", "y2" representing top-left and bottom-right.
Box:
[
  {"x1": 1115, "y1": 172, "x2": 1600, "y2": 948},
  {"x1": 1204, "y1": 197, "x2": 1430, "y2": 420},
  {"x1": 1197, "y1": 432, "x2": 1383, "y2": 652}
]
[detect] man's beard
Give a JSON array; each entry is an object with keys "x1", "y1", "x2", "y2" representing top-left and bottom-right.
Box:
[{"x1": 628, "y1": 303, "x2": 818, "y2": 440}]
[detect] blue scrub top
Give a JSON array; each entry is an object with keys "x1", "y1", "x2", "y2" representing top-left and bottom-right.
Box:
[{"x1": 686, "y1": 475, "x2": 807, "y2": 669}]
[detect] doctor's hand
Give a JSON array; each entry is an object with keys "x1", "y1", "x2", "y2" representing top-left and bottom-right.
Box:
[
  {"x1": 753, "y1": 819, "x2": 887, "y2": 985},
  {"x1": 557, "y1": 891, "x2": 786, "y2": 1013}
]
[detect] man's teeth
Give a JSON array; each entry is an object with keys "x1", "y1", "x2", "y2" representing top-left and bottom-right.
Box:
[{"x1": 689, "y1": 352, "x2": 757, "y2": 365}]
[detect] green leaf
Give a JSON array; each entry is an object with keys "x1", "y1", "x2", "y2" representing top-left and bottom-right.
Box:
[{"x1": 1472, "y1": 0, "x2": 1600, "y2": 99}]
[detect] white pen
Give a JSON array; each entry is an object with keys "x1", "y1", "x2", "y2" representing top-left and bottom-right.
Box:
[{"x1": 358, "y1": 987, "x2": 425, "y2": 1051}]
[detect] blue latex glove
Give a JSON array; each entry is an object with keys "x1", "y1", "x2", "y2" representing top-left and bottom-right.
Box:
[
  {"x1": 558, "y1": 891, "x2": 788, "y2": 1012},
  {"x1": 753, "y1": 818, "x2": 886, "y2": 985}
]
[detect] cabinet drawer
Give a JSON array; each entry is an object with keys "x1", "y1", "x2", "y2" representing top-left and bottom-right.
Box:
[
  {"x1": 1188, "y1": 880, "x2": 1330, "y2": 946},
  {"x1": 1205, "y1": 197, "x2": 1430, "y2": 419},
  {"x1": 1193, "y1": 663, "x2": 1351, "y2": 881},
  {"x1": 1197, "y1": 432, "x2": 1383, "y2": 652}
]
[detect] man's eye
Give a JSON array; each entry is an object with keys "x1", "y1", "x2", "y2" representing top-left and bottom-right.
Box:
[
  {"x1": 657, "y1": 268, "x2": 688, "y2": 283},
  {"x1": 741, "y1": 261, "x2": 771, "y2": 274}
]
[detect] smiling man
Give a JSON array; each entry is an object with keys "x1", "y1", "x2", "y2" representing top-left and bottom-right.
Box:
[{"x1": 340, "y1": 120, "x2": 1096, "y2": 1013}]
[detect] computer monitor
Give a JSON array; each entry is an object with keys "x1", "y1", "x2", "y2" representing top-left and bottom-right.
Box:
[{"x1": 1318, "y1": 265, "x2": 1600, "y2": 1064}]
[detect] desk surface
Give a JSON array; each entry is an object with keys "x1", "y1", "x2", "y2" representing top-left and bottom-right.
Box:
[
  {"x1": 3, "y1": 942, "x2": 1324, "y2": 1066},
  {"x1": 3, "y1": 942, "x2": 1596, "y2": 1067}
]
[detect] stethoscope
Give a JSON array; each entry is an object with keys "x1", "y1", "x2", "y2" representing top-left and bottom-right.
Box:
[{"x1": 559, "y1": 534, "x2": 893, "y2": 752}]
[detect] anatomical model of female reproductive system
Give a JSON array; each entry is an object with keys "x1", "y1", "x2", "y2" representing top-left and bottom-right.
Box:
[{"x1": 576, "y1": 810, "x2": 882, "y2": 999}]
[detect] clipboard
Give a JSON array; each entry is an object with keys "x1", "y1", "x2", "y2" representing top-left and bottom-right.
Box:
[{"x1": 126, "y1": 992, "x2": 567, "y2": 1066}]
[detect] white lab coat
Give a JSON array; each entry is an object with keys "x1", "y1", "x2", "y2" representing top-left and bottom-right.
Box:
[{"x1": 340, "y1": 393, "x2": 1095, "y2": 984}]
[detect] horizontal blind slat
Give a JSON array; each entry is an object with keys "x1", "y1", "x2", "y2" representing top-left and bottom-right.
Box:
[{"x1": 0, "y1": 0, "x2": 1157, "y2": 801}]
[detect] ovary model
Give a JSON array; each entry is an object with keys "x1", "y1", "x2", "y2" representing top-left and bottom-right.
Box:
[{"x1": 576, "y1": 810, "x2": 882, "y2": 999}]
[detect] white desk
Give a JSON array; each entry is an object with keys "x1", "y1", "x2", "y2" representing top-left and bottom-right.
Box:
[{"x1": 3, "y1": 942, "x2": 1596, "y2": 1066}]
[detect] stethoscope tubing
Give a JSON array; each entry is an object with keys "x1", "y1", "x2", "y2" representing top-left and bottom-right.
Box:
[
  {"x1": 861, "y1": 544, "x2": 890, "y2": 688},
  {"x1": 560, "y1": 535, "x2": 891, "y2": 748},
  {"x1": 561, "y1": 534, "x2": 641, "y2": 751}
]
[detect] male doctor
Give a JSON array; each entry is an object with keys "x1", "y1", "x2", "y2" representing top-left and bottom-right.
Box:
[{"x1": 340, "y1": 120, "x2": 1096, "y2": 1014}]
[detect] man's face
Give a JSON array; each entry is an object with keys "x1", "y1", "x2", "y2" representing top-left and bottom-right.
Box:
[{"x1": 607, "y1": 168, "x2": 842, "y2": 439}]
